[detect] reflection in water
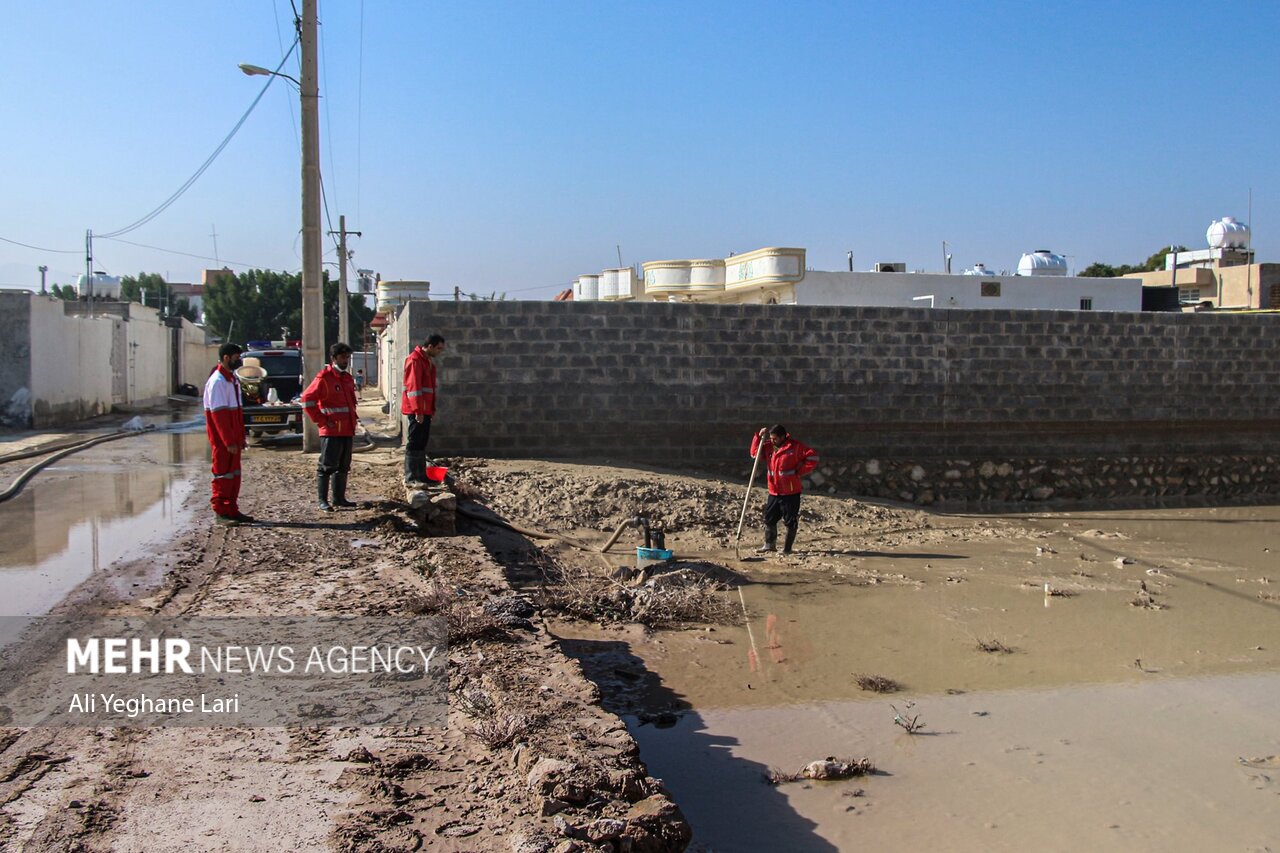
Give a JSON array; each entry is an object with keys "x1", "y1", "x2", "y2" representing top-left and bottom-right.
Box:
[{"x1": 0, "y1": 432, "x2": 207, "y2": 618}]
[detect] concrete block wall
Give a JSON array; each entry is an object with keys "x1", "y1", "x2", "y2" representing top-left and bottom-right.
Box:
[
  {"x1": 0, "y1": 292, "x2": 34, "y2": 427},
  {"x1": 390, "y1": 300, "x2": 1280, "y2": 500}
]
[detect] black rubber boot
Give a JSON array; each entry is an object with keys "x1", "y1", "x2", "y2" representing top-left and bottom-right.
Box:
[
  {"x1": 332, "y1": 472, "x2": 356, "y2": 508},
  {"x1": 318, "y1": 473, "x2": 334, "y2": 512},
  {"x1": 404, "y1": 453, "x2": 427, "y2": 485},
  {"x1": 782, "y1": 526, "x2": 797, "y2": 555},
  {"x1": 756, "y1": 525, "x2": 777, "y2": 553}
]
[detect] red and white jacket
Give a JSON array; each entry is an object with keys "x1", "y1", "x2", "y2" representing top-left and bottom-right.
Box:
[
  {"x1": 203, "y1": 365, "x2": 244, "y2": 449},
  {"x1": 301, "y1": 365, "x2": 359, "y2": 436},
  {"x1": 401, "y1": 346, "x2": 437, "y2": 416},
  {"x1": 750, "y1": 433, "x2": 819, "y2": 496}
]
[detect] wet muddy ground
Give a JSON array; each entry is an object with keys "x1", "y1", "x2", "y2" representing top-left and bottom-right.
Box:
[
  {"x1": 1, "y1": 432, "x2": 1277, "y2": 851},
  {"x1": 541, "y1": 498, "x2": 1280, "y2": 851}
]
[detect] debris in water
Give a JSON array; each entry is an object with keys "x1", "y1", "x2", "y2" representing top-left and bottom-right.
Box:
[
  {"x1": 891, "y1": 702, "x2": 925, "y2": 734},
  {"x1": 766, "y1": 757, "x2": 875, "y2": 785},
  {"x1": 976, "y1": 638, "x2": 1014, "y2": 654}
]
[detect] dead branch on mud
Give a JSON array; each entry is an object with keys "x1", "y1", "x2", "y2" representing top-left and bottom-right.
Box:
[
  {"x1": 405, "y1": 584, "x2": 509, "y2": 644},
  {"x1": 854, "y1": 674, "x2": 901, "y2": 693},
  {"x1": 976, "y1": 638, "x2": 1014, "y2": 654},
  {"x1": 533, "y1": 553, "x2": 739, "y2": 628}
]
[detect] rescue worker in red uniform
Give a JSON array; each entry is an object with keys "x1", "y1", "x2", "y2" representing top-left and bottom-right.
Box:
[
  {"x1": 301, "y1": 342, "x2": 360, "y2": 512},
  {"x1": 401, "y1": 334, "x2": 446, "y2": 484},
  {"x1": 749, "y1": 424, "x2": 819, "y2": 555},
  {"x1": 204, "y1": 343, "x2": 253, "y2": 525}
]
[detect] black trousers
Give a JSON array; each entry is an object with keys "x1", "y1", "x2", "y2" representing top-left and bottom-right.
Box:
[
  {"x1": 406, "y1": 415, "x2": 432, "y2": 455},
  {"x1": 317, "y1": 436, "x2": 353, "y2": 477},
  {"x1": 404, "y1": 414, "x2": 432, "y2": 481},
  {"x1": 763, "y1": 493, "x2": 801, "y2": 537}
]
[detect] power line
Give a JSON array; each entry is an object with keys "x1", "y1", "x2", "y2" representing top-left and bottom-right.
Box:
[
  {"x1": 96, "y1": 235, "x2": 270, "y2": 270},
  {"x1": 0, "y1": 235, "x2": 80, "y2": 254},
  {"x1": 357, "y1": 0, "x2": 365, "y2": 226},
  {"x1": 319, "y1": 2, "x2": 341, "y2": 219},
  {"x1": 97, "y1": 38, "x2": 299, "y2": 239}
]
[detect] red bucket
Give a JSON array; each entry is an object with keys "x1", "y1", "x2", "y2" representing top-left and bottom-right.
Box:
[{"x1": 425, "y1": 465, "x2": 449, "y2": 483}]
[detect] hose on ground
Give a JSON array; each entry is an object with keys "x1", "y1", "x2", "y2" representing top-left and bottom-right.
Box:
[
  {"x1": 0, "y1": 428, "x2": 152, "y2": 504},
  {"x1": 454, "y1": 504, "x2": 615, "y2": 571}
]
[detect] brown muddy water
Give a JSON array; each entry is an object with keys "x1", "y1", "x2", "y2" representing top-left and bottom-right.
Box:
[
  {"x1": 0, "y1": 430, "x2": 207, "y2": 633},
  {"x1": 557, "y1": 505, "x2": 1280, "y2": 851}
]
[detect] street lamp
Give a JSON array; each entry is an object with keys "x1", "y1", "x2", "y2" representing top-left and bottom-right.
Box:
[
  {"x1": 238, "y1": 64, "x2": 300, "y2": 87},
  {"x1": 240, "y1": 0, "x2": 322, "y2": 453}
]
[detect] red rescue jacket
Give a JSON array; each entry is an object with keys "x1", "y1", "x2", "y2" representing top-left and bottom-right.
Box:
[
  {"x1": 401, "y1": 346, "x2": 437, "y2": 416},
  {"x1": 203, "y1": 364, "x2": 243, "y2": 449},
  {"x1": 301, "y1": 365, "x2": 359, "y2": 436},
  {"x1": 750, "y1": 433, "x2": 819, "y2": 496}
]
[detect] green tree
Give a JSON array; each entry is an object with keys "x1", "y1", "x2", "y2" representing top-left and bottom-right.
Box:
[
  {"x1": 119, "y1": 272, "x2": 198, "y2": 322},
  {"x1": 50, "y1": 284, "x2": 78, "y2": 300},
  {"x1": 204, "y1": 269, "x2": 372, "y2": 349},
  {"x1": 1079, "y1": 245, "x2": 1191, "y2": 277}
]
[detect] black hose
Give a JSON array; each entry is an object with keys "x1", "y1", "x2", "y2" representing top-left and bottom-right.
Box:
[{"x1": 0, "y1": 430, "x2": 144, "y2": 504}]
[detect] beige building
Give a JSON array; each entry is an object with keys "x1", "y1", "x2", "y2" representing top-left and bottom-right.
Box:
[{"x1": 1132, "y1": 262, "x2": 1279, "y2": 310}]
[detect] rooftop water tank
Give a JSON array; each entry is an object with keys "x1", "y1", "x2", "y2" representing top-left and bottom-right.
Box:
[
  {"x1": 574, "y1": 274, "x2": 600, "y2": 301},
  {"x1": 1017, "y1": 250, "x2": 1068, "y2": 277},
  {"x1": 642, "y1": 258, "x2": 726, "y2": 298},
  {"x1": 376, "y1": 280, "x2": 430, "y2": 314},
  {"x1": 75, "y1": 273, "x2": 122, "y2": 298},
  {"x1": 1206, "y1": 216, "x2": 1250, "y2": 249},
  {"x1": 599, "y1": 267, "x2": 637, "y2": 301},
  {"x1": 963, "y1": 263, "x2": 993, "y2": 276}
]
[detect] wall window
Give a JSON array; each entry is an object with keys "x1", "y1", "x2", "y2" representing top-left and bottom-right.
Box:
[
  {"x1": 980, "y1": 281, "x2": 1000, "y2": 297},
  {"x1": 1179, "y1": 287, "x2": 1200, "y2": 302},
  {"x1": 1079, "y1": 298, "x2": 1093, "y2": 310}
]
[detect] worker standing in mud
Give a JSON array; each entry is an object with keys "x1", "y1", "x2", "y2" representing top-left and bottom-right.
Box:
[
  {"x1": 750, "y1": 425, "x2": 819, "y2": 555},
  {"x1": 302, "y1": 342, "x2": 360, "y2": 512},
  {"x1": 203, "y1": 343, "x2": 253, "y2": 525},
  {"x1": 402, "y1": 334, "x2": 446, "y2": 484}
]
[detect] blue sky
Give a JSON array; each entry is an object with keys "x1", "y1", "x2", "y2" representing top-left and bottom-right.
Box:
[{"x1": 2, "y1": 1, "x2": 1277, "y2": 299}]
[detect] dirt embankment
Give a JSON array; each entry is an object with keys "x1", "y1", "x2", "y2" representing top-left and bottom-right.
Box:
[{"x1": 0, "y1": 446, "x2": 692, "y2": 853}]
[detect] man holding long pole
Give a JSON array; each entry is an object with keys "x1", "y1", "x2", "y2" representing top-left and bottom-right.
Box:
[{"x1": 749, "y1": 424, "x2": 819, "y2": 555}]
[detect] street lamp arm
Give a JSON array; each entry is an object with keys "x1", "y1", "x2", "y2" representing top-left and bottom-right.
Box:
[{"x1": 238, "y1": 63, "x2": 301, "y2": 88}]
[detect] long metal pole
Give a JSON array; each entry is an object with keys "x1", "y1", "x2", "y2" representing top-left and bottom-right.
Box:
[
  {"x1": 300, "y1": 0, "x2": 323, "y2": 452},
  {"x1": 734, "y1": 438, "x2": 767, "y2": 559}
]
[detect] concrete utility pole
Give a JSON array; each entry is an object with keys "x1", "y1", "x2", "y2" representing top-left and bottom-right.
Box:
[
  {"x1": 38, "y1": 265, "x2": 48, "y2": 294},
  {"x1": 300, "y1": 0, "x2": 323, "y2": 452},
  {"x1": 329, "y1": 214, "x2": 362, "y2": 347}
]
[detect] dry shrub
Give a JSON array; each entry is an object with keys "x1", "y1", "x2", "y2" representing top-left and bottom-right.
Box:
[
  {"x1": 976, "y1": 638, "x2": 1014, "y2": 654},
  {"x1": 405, "y1": 584, "x2": 507, "y2": 644},
  {"x1": 854, "y1": 674, "x2": 900, "y2": 693},
  {"x1": 536, "y1": 559, "x2": 739, "y2": 628},
  {"x1": 470, "y1": 713, "x2": 540, "y2": 750}
]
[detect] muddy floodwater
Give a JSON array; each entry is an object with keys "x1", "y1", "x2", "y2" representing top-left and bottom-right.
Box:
[
  {"x1": 556, "y1": 504, "x2": 1280, "y2": 851},
  {"x1": 0, "y1": 430, "x2": 207, "y2": 634}
]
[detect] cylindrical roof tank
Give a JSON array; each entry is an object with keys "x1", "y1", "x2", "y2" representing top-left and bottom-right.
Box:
[
  {"x1": 1206, "y1": 216, "x2": 1250, "y2": 249},
  {"x1": 598, "y1": 269, "x2": 620, "y2": 300},
  {"x1": 1017, "y1": 250, "x2": 1068, "y2": 276},
  {"x1": 376, "y1": 280, "x2": 431, "y2": 314},
  {"x1": 574, "y1": 274, "x2": 600, "y2": 301}
]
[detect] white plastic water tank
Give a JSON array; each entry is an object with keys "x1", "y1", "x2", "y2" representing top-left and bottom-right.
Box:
[
  {"x1": 1206, "y1": 216, "x2": 1250, "y2": 249},
  {"x1": 574, "y1": 274, "x2": 600, "y2": 301},
  {"x1": 598, "y1": 269, "x2": 620, "y2": 300},
  {"x1": 376, "y1": 280, "x2": 431, "y2": 314},
  {"x1": 75, "y1": 273, "x2": 122, "y2": 298},
  {"x1": 963, "y1": 263, "x2": 993, "y2": 276},
  {"x1": 1017, "y1": 250, "x2": 1068, "y2": 277}
]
